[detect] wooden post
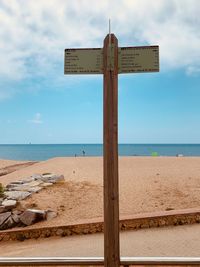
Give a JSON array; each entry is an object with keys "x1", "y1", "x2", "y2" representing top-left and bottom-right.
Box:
[{"x1": 103, "y1": 34, "x2": 120, "y2": 267}]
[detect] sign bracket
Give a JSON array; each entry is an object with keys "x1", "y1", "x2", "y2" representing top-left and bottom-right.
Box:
[{"x1": 107, "y1": 44, "x2": 115, "y2": 71}]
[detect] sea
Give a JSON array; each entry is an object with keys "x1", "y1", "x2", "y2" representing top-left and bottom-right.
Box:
[{"x1": 0, "y1": 144, "x2": 200, "y2": 161}]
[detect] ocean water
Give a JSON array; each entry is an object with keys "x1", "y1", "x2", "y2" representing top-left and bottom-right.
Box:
[{"x1": 0, "y1": 144, "x2": 200, "y2": 161}]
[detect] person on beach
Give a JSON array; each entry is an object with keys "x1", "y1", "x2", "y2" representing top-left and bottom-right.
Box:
[{"x1": 82, "y1": 150, "x2": 85, "y2": 156}]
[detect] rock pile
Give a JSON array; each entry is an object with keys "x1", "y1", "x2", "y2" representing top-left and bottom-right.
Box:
[{"x1": 0, "y1": 173, "x2": 63, "y2": 230}]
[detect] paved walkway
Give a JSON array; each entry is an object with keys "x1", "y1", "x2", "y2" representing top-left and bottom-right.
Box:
[{"x1": 2, "y1": 224, "x2": 200, "y2": 257}]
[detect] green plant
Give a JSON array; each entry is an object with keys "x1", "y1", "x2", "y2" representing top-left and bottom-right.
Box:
[{"x1": 0, "y1": 183, "x2": 4, "y2": 198}]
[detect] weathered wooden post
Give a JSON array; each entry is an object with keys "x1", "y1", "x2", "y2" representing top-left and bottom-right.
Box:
[
  {"x1": 64, "y1": 30, "x2": 159, "y2": 267},
  {"x1": 103, "y1": 33, "x2": 120, "y2": 267}
]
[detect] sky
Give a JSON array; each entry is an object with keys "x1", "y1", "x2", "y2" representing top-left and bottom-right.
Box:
[{"x1": 0, "y1": 0, "x2": 200, "y2": 144}]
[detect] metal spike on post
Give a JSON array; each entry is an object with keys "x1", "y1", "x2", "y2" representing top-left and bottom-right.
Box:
[
  {"x1": 108, "y1": 19, "x2": 111, "y2": 48},
  {"x1": 108, "y1": 19, "x2": 112, "y2": 71}
]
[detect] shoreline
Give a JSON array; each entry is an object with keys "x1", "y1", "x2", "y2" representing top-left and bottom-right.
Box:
[
  {"x1": 1, "y1": 154, "x2": 200, "y2": 162},
  {"x1": 1, "y1": 143, "x2": 200, "y2": 161}
]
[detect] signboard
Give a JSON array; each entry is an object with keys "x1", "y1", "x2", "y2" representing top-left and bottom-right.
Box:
[
  {"x1": 118, "y1": 45, "x2": 159, "y2": 73},
  {"x1": 64, "y1": 48, "x2": 103, "y2": 74}
]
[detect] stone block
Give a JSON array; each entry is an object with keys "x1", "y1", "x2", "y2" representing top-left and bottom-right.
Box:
[
  {"x1": 0, "y1": 212, "x2": 11, "y2": 228},
  {"x1": 41, "y1": 182, "x2": 53, "y2": 187},
  {"x1": 0, "y1": 205, "x2": 6, "y2": 213},
  {"x1": 27, "y1": 186, "x2": 42, "y2": 193},
  {"x1": 2, "y1": 199, "x2": 17, "y2": 209},
  {"x1": 20, "y1": 209, "x2": 46, "y2": 226},
  {"x1": 5, "y1": 191, "x2": 31, "y2": 200}
]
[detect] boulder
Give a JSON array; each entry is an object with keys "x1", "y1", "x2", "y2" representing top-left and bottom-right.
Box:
[
  {"x1": 12, "y1": 210, "x2": 22, "y2": 216},
  {"x1": 6, "y1": 181, "x2": 24, "y2": 188},
  {"x1": 26, "y1": 181, "x2": 43, "y2": 187},
  {"x1": 11, "y1": 213, "x2": 20, "y2": 224},
  {"x1": 1, "y1": 216, "x2": 16, "y2": 230},
  {"x1": 21, "y1": 176, "x2": 35, "y2": 183},
  {"x1": 0, "y1": 212, "x2": 11, "y2": 229},
  {"x1": 2, "y1": 199, "x2": 17, "y2": 209},
  {"x1": 27, "y1": 186, "x2": 42, "y2": 193},
  {"x1": 40, "y1": 182, "x2": 53, "y2": 187},
  {"x1": 53, "y1": 174, "x2": 65, "y2": 183},
  {"x1": 31, "y1": 174, "x2": 43, "y2": 180},
  {"x1": 20, "y1": 209, "x2": 46, "y2": 226},
  {"x1": 41, "y1": 174, "x2": 64, "y2": 183},
  {"x1": 5, "y1": 191, "x2": 31, "y2": 201},
  {"x1": 10, "y1": 185, "x2": 42, "y2": 193},
  {"x1": 0, "y1": 206, "x2": 6, "y2": 213},
  {"x1": 8, "y1": 185, "x2": 29, "y2": 192}
]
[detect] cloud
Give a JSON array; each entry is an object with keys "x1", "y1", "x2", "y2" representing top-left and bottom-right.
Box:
[
  {"x1": 28, "y1": 113, "x2": 43, "y2": 124},
  {"x1": 0, "y1": 0, "x2": 200, "y2": 98}
]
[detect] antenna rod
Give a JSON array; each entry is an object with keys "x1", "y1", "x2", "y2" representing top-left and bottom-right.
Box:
[{"x1": 109, "y1": 19, "x2": 111, "y2": 47}]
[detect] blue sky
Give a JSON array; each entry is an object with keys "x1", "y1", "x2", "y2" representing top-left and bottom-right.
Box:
[{"x1": 0, "y1": 0, "x2": 200, "y2": 144}]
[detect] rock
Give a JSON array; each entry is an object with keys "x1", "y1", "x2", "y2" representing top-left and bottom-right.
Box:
[
  {"x1": 1, "y1": 216, "x2": 16, "y2": 230},
  {"x1": 5, "y1": 191, "x2": 31, "y2": 201},
  {"x1": 10, "y1": 180, "x2": 43, "y2": 190},
  {"x1": 41, "y1": 174, "x2": 64, "y2": 183},
  {"x1": 20, "y1": 209, "x2": 46, "y2": 226},
  {"x1": 0, "y1": 212, "x2": 11, "y2": 229},
  {"x1": 2, "y1": 199, "x2": 17, "y2": 209},
  {"x1": 54, "y1": 174, "x2": 64, "y2": 182},
  {"x1": 40, "y1": 173, "x2": 55, "y2": 182},
  {"x1": 6, "y1": 183, "x2": 22, "y2": 190},
  {"x1": 46, "y1": 210, "x2": 57, "y2": 220},
  {"x1": 0, "y1": 206, "x2": 6, "y2": 213},
  {"x1": 42, "y1": 173, "x2": 54, "y2": 178},
  {"x1": 8, "y1": 185, "x2": 29, "y2": 192},
  {"x1": 40, "y1": 182, "x2": 53, "y2": 187},
  {"x1": 12, "y1": 210, "x2": 22, "y2": 216},
  {"x1": 46, "y1": 179, "x2": 56, "y2": 184},
  {"x1": 11, "y1": 214, "x2": 20, "y2": 224},
  {"x1": 10, "y1": 185, "x2": 42, "y2": 193},
  {"x1": 21, "y1": 176, "x2": 35, "y2": 183},
  {"x1": 27, "y1": 186, "x2": 42, "y2": 193},
  {"x1": 7, "y1": 181, "x2": 24, "y2": 187},
  {"x1": 31, "y1": 174, "x2": 43, "y2": 180},
  {"x1": 26, "y1": 181, "x2": 43, "y2": 187}
]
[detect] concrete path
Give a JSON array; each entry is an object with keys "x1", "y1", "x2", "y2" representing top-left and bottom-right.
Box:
[{"x1": 1, "y1": 224, "x2": 200, "y2": 257}]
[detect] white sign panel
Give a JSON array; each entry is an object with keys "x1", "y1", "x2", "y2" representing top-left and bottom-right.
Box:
[
  {"x1": 64, "y1": 48, "x2": 103, "y2": 74},
  {"x1": 118, "y1": 46, "x2": 159, "y2": 73}
]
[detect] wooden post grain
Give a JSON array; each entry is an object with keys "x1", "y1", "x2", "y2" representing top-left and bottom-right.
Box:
[{"x1": 103, "y1": 34, "x2": 120, "y2": 267}]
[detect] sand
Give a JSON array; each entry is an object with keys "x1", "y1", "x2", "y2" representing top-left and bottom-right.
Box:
[
  {"x1": 1, "y1": 156, "x2": 200, "y2": 227},
  {"x1": 0, "y1": 159, "x2": 27, "y2": 169}
]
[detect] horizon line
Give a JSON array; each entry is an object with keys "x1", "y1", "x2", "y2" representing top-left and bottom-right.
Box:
[{"x1": 1, "y1": 143, "x2": 200, "y2": 145}]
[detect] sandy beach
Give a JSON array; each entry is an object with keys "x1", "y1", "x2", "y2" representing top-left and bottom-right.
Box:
[
  {"x1": 1, "y1": 156, "x2": 200, "y2": 228},
  {"x1": 0, "y1": 159, "x2": 27, "y2": 169}
]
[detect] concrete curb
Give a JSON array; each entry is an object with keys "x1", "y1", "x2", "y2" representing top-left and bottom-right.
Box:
[{"x1": 1, "y1": 208, "x2": 200, "y2": 242}]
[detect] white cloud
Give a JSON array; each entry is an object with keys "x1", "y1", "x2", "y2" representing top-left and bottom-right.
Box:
[
  {"x1": 0, "y1": 0, "x2": 200, "y2": 98},
  {"x1": 186, "y1": 66, "x2": 200, "y2": 76},
  {"x1": 28, "y1": 113, "x2": 43, "y2": 124}
]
